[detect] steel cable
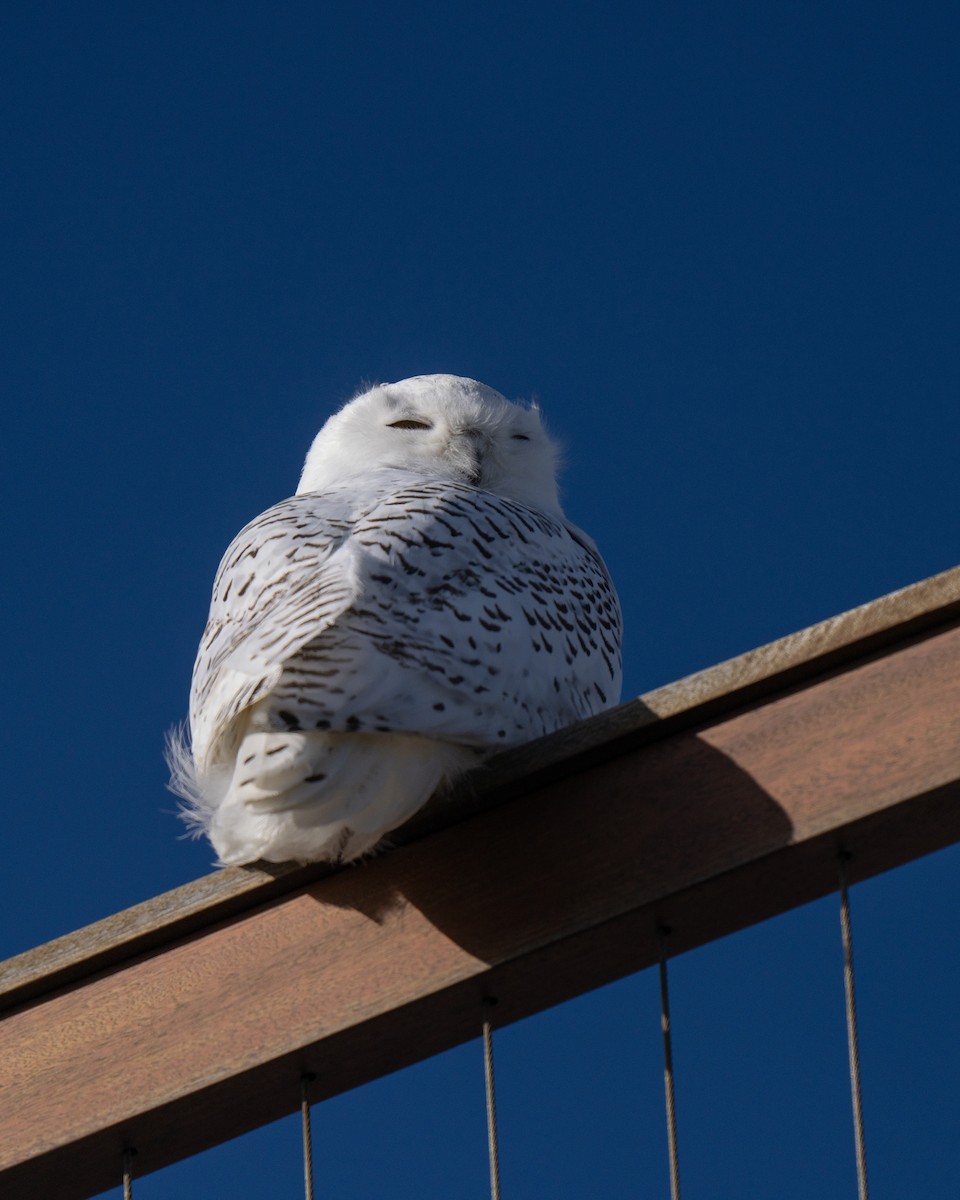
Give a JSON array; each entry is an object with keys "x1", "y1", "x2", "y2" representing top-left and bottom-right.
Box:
[
  {"x1": 301, "y1": 1073, "x2": 316, "y2": 1200},
  {"x1": 121, "y1": 1148, "x2": 135, "y2": 1200},
  {"x1": 839, "y1": 855, "x2": 870, "y2": 1200},
  {"x1": 657, "y1": 927, "x2": 682, "y2": 1200},
  {"x1": 482, "y1": 1000, "x2": 502, "y2": 1200}
]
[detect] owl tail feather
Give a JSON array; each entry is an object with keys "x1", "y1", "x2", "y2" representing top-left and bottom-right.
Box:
[
  {"x1": 164, "y1": 721, "x2": 231, "y2": 840},
  {"x1": 170, "y1": 719, "x2": 477, "y2": 866}
]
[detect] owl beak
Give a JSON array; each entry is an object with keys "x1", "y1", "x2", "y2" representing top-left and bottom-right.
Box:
[{"x1": 457, "y1": 429, "x2": 487, "y2": 486}]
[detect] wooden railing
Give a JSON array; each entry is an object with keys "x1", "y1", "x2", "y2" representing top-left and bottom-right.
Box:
[{"x1": 2, "y1": 566, "x2": 959, "y2": 1199}]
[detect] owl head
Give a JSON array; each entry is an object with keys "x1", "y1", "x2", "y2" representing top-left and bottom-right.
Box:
[{"x1": 297, "y1": 375, "x2": 562, "y2": 513}]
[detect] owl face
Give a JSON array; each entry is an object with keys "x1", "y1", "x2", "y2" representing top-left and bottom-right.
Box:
[{"x1": 297, "y1": 375, "x2": 562, "y2": 512}]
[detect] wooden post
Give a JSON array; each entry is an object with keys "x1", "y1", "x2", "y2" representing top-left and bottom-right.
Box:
[{"x1": 2, "y1": 566, "x2": 960, "y2": 1199}]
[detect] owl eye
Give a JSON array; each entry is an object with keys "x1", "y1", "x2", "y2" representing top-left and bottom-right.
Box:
[
  {"x1": 388, "y1": 419, "x2": 433, "y2": 430},
  {"x1": 512, "y1": 433, "x2": 531, "y2": 441}
]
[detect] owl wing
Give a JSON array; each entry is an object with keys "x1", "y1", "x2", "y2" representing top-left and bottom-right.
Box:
[
  {"x1": 189, "y1": 490, "x2": 360, "y2": 771},
  {"x1": 190, "y1": 471, "x2": 623, "y2": 773},
  {"x1": 256, "y1": 476, "x2": 623, "y2": 749}
]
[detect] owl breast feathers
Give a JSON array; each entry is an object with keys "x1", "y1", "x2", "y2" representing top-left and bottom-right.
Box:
[{"x1": 169, "y1": 375, "x2": 622, "y2": 865}]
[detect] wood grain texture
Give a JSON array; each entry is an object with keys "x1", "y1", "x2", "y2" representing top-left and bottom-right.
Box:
[
  {"x1": 2, "y1": 566, "x2": 959, "y2": 1198},
  {"x1": 4, "y1": 562, "x2": 958, "y2": 1013}
]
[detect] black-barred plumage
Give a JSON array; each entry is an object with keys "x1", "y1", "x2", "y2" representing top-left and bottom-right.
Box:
[{"x1": 168, "y1": 375, "x2": 622, "y2": 865}]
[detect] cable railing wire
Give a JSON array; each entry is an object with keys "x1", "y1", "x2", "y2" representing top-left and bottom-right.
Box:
[
  {"x1": 301, "y1": 1073, "x2": 316, "y2": 1200},
  {"x1": 482, "y1": 998, "x2": 502, "y2": 1200},
  {"x1": 121, "y1": 1148, "x2": 135, "y2": 1200},
  {"x1": 657, "y1": 926, "x2": 682, "y2": 1200},
  {"x1": 839, "y1": 853, "x2": 870, "y2": 1200}
]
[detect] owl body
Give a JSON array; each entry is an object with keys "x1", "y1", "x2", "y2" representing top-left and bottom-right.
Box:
[{"x1": 171, "y1": 376, "x2": 622, "y2": 865}]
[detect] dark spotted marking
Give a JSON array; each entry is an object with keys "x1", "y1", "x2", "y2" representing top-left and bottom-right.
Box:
[
  {"x1": 196, "y1": 473, "x2": 622, "y2": 771},
  {"x1": 417, "y1": 532, "x2": 455, "y2": 551}
]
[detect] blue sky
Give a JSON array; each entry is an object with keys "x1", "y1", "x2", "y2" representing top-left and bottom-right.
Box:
[{"x1": 3, "y1": 1, "x2": 959, "y2": 1195}]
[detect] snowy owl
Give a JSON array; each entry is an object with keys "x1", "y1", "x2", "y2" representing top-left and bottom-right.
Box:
[{"x1": 169, "y1": 374, "x2": 622, "y2": 865}]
